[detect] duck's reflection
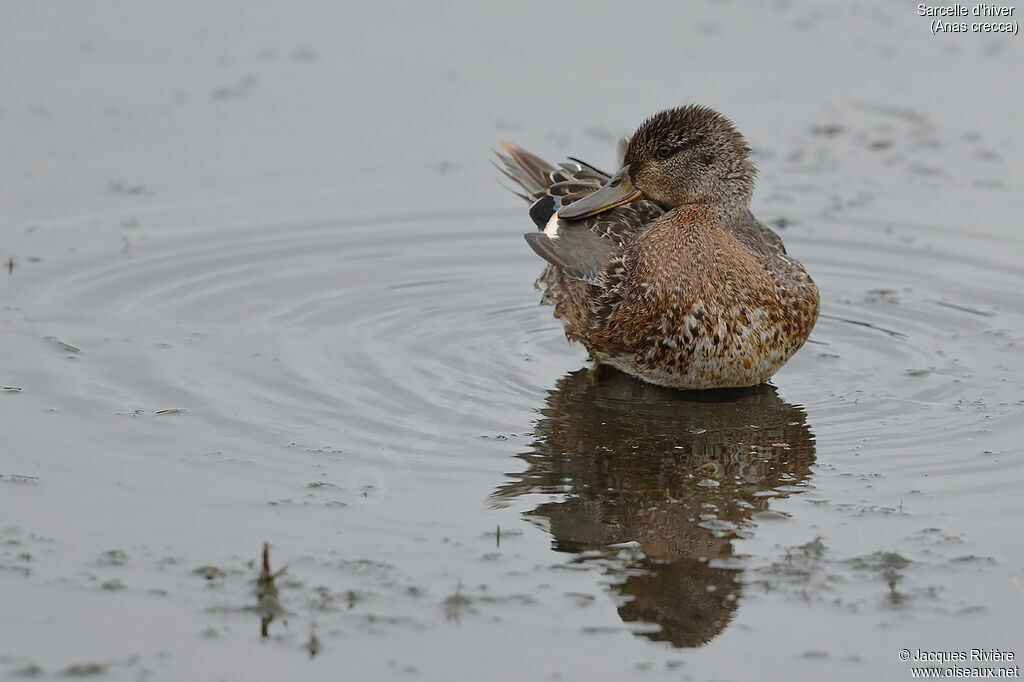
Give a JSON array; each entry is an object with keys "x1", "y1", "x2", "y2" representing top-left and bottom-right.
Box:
[{"x1": 494, "y1": 367, "x2": 816, "y2": 647}]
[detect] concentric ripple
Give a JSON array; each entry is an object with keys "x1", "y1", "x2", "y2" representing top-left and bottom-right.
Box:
[{"x1": 11, "y1": 204, "x2": 1023, "y2": 487}]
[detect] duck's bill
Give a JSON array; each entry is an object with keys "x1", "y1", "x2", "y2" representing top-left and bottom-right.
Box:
[{"x1": 557, "y1": 166, "x2": 643, "y2": 220}]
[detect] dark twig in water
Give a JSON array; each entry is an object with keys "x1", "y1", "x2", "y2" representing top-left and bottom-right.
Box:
[
  {"x1": 818, "y1": 313, "x2": 907, "y2": 339},
  {"x1": 256, "y1": 542, "x2": 287, "y2": 638},
  {"x1": 6, "y1": 257, "x2": 14, "y2": 275},
  {"x1": 927, "y1": 298, "x2": 995, "y2": 318}
]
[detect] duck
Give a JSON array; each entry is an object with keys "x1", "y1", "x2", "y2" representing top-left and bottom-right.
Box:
[{"x1": 495, "y1": 104, "x2": 819, "y2": 390}]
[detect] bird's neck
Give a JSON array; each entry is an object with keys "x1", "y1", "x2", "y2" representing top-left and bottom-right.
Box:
[{"x1": 664, "y1": 199, "x2": 750, "y2": 229}]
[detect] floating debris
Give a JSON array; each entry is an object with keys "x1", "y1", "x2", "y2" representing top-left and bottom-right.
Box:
[
  {"x1": 59, "y1": 662, "x2": 108, "y2": 676},
  {"x1": 927, "y1": 298, "x2": 995, "y2": 318},
  {"x1": 193, "y1": 565, "x2": 226, "y2": 581},
  {"x1": 847, "y1": 551, "x2": 912, "y2": 605},
  {"x1": 107, "y1": 181, "x2": 149, "y2": 195},
  {"x1": 211, "y1": 76, "x2": 257, "y2": 99},
  {"x1": 96, "y1": 549, "x2": 128, "y2": 566},
  {"x1": 9, "y1": 664, "x2": 44, "y2": 677},
  {"x1": 0, "y1": 474, "x2": 39, "y2": 484},
  {"x1": 44, "y1": 337, "x2": 80, "y2": 355},
  {"x1": 443, "y1": 580, "x2": 471, "y2": 622}
]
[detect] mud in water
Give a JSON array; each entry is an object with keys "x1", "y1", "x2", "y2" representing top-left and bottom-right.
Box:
[{"x1": 1, "y1": 1, "x2": 1022, "y2": 680}]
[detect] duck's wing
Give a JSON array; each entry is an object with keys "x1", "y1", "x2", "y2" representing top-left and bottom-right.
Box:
[
  {"x1": 523, "y1": 223, "x2": 616, "y2": 286},
  {"x1": 522, "y1": 195, "x2": 663, "y2": 285},
  {"x1": 734, "y1": 211, "x2": 788, "y2": 257},
  {"x1": 494, "y1": 142, "x2": 663, "y2": 282}
]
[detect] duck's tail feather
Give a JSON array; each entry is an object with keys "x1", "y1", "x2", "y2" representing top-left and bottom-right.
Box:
[
  {"x1": 495, "y1": 142, "x2": 627, "y2": 236},
  {"x1": 494, "y1": 142, "x2": 614, "y2": 209},
  {"x1": 493, "y1": 142, "x2": 556, "y2": 202}
]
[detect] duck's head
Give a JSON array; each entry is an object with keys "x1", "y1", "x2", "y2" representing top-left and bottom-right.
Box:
[{"x1": 558, "y1": 105, "x2": 756, "y2": 220}]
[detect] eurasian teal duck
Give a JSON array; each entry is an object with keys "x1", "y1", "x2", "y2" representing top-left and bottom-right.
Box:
[{"x1": 495, "y1": 105, "x2": 819, "y2": 390}]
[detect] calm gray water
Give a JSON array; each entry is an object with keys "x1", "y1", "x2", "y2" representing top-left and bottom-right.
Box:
[{"x1": 2, "y1": 2, "x2": 1022, "y2": 681}]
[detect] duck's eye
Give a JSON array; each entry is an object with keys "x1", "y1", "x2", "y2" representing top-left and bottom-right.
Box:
[{"x1": 654, "y1": 145, "x2": 673, "y2": 160}]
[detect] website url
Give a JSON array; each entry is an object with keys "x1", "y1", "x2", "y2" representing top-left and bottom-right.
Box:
[{"x1": 911, "y1": 667, "x2": 1021, "y2": 678}]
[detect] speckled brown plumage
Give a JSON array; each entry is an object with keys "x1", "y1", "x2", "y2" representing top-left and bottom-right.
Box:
[{"x1": 495, "y1": 105, "x2": 819, "y2": 389}]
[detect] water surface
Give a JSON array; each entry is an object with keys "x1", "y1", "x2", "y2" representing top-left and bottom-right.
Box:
[{"x1": 2, "y1": 1, "x2": 1022, "y2": 680}]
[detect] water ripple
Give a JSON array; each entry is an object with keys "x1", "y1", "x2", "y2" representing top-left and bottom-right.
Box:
[{"x1": 14, "y1": 207, "x2": 1023, "y2": 486}]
